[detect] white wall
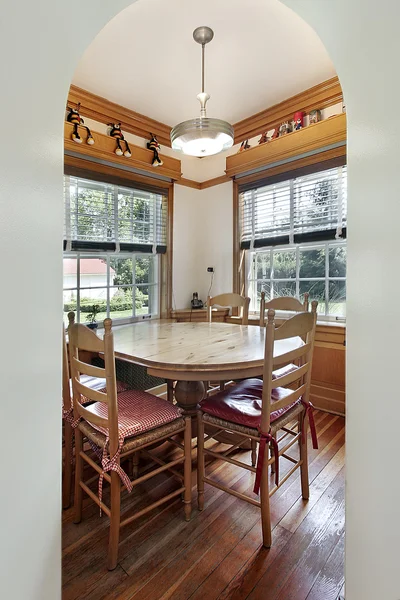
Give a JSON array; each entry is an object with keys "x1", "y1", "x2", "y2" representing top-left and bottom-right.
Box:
[
  {"x1": 173, "y1": 182, "x2": 233, "y2": 307},
  {"x1": 0, "y1": 2, "x2": 132, "y2": 599},
  {"x1": 282, "y1": 1, "x2": 400, "y2": 599},
  {"x1": 2, "y1": 1, "x2": 400, "y2": 599}
]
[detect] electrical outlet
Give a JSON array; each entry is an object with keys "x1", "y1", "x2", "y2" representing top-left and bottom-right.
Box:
[{"x1": 207, "y1": 267, "x2": 214, "y2": 273}]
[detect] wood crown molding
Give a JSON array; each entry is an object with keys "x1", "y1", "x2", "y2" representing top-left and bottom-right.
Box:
[
  {"x1": 68, "y1": 85, "x2": 172, "y2": 148},
  {"x1": 226, "y1": 113, "x2": 347, "y2": 179},
  {"x1": 176, "y1": 175, "x2": 231, "y2": 190},
  {"x1": 64, "y1": 122, "x2": 181, "y2": 181},
  {"x1": 233, "y1": 76, "x2": 343, "y2": 145}
]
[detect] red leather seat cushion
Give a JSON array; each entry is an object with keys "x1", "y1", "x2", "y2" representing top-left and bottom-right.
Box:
[
  {"x1": 200, "y1": 378, "x2": 298, "y2": 430},
  {"x1": 70, "y1": 376, "x2": 128, "y2": 404}
]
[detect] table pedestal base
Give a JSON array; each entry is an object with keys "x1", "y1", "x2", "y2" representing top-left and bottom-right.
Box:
[{"x1": 173, "y1": 379, "x2": 251, "y2": 449}]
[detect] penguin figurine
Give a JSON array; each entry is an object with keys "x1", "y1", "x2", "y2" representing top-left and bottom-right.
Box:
[
  {"x1": 147, "y1": 134, "x2": 163, "y2": 167},
  {"x1": 107, "y1": 123, "x2": 132, "y2": 157},
  {"x1": 66, "y1": 102, "x2": 94, "y2": 145}
]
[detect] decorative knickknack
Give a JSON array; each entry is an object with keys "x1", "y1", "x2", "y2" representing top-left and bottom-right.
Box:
[
  {"x1": 293, "y1": 111, "x2": 305, "y2": 130},
  {"x1": 107, "y1": 123, "x2": 132, "y2": 157},
  {"x1": 147, "y1": 134, "x2": 163, "y2": 166},
  {"x1": 309, "y1": 109, "x2": 322, "y2": 124},
  {"x1": 86, "y1": 304, "x2": 100, "y2": 330},
  {"x1": 66, "y1": 102, "x2": 95, "y2": 145},
  {"x1": 279, "y1": 121, "x2": 292, "y2": 136}
]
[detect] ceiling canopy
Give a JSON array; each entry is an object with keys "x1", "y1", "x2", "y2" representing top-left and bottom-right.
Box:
[{"x1": 73, "y1": 0, "x2": 336, "y2": 127}]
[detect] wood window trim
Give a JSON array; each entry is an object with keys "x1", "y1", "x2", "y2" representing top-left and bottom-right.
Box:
[
  {"x1": 64, "y1": 160, "x2": 174, "y2": 319},
  {"x1": 232, "y1": 149, "x2": 347, "y2": 329}
]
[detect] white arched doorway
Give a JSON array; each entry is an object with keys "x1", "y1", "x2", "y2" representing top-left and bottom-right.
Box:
[{"x1": 1, "y1": 1, "x2": 400, "y2": 599}]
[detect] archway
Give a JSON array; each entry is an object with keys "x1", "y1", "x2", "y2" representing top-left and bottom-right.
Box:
[{"x1": 2, "y1": 1, "x2": 400, "y2": 599}]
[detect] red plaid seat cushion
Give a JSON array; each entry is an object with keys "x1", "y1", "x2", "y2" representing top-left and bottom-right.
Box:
[
  {"x1": 200, "y1": 377, "x2": 299, "y2": 430},
  {"x1": 85, "y1": 389, "x2": 182, "y2": 439}
]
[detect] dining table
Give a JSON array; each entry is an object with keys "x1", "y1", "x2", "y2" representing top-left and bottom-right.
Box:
[{"x1": 109, "y1": 319, "x2": 303, "y2": 417}]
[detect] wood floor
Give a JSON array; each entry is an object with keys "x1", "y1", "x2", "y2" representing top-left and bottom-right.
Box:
[{"x1": 62, "y1": 410, "x2": 345, "y2": 600}]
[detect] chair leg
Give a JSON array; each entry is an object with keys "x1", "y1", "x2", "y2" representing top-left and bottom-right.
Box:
[
  {"x1": 107, "y1": 470, "x2": 121, "y2": 571},
  {"x1": 219, "y1": 381, "x2": 225, "y2": 391},
  {"x1": 300, "y1": 413, "x2": 310, "y2": 500},
  {"x1": 132, "y1": 451, "x2": 140, "y2": 479},
  {"x1": 260, "y1": 460, "x2": 272, "y2": 548},
  {"x1": 183, "y1": 417, "x2": 192, "y2": 521},
  {"x1": 251, "y1": 439, "x2": 257, "y2": 467},
  {"x1": 73, "y1": 428, "x2": 83, "y2": 524},
  {"x1": 167, "y1": 380, "x2": 174, "y2": 403},
  {"x1": 62, "y1": 421, "x2": 73, "y2": 509},
  {"x1": 197, "y1": 411, "x2": 205, "y2": 511}
]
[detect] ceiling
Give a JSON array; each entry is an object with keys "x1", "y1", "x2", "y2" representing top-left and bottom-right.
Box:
[{"x1": 72, "y1": 0, "x2": 336, "y2": 127}]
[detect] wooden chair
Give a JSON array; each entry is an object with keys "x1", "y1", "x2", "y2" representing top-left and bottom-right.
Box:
[
  {"x1": 207, "y1": 292, "x2": 250, "y2": 325},
  {"x1": 69, "y1": 318, "x2": 192, "y2": 570},
  {"x1": 62, "y1": 313, "x2": 129, "y2": 509},
  {"x1": 259, "y1": 291, "x2": 309, "y2": 326},
  {"x1": 197, "y1": 302, "x2": 318, "y2": 547}
]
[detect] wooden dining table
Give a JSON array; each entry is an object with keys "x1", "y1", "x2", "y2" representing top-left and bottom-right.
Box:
[{"x1": 109, "y1": 320, "x2": 303, "y2": 416}]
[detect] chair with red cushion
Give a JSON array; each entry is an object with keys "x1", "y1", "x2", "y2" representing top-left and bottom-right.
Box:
[
  {"x1": 69, "y1": 319, "x2": 192, "y2": 570},
  {"x1": 62, "y1": 313, "x2": 129, "y2": 509},
  {"x1": 197, "y1": 302, "x2": 318, "y2": 548}
]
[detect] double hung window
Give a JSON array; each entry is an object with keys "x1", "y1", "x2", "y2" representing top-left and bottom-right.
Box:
[
  {"x1": 63, "y1": 175, "x2": 167, "y2": 325},
  {"x1": 239, "y1": 162, "x2": 347, "y2": 319}
]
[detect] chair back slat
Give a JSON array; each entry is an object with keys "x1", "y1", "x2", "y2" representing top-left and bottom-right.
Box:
[
  {"x1": 274, "y1": 312, "x2": 315, "y2": 341},
  {"x1": 272, "y1": 342, "x2": 312, "y2": 368},
  {"x1": 207, "y1": 293, "x2": 250, "y2": 324},
  {"x1": 260, "y1": 304, "x2": 317, "y2": 433},
  {"x1": 72, "y1": 357, "x2": 106, "y2": 380},
  {"x1": 72, "y1": 377, "x2": 108, "y2": 404},
  {"x1": 69, "y1": 318, "x2": 119, "y2": 454},
  {"x1": 259, "y1": 292, "x2": 309, "y2": 326},
  {"x1": 272, "y1": 362, "x2": 309, "y2": 389},
  {"x1": 74, "y1": 400, "x2": 109, "y2": 430}
]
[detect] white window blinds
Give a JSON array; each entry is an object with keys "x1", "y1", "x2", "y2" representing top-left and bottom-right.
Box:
[
  {"x1": 239, "y1": 165, "x2": 347, "y2": 249},
  {"x1": 64, "y1": 175, "x2": 167, "y2": 253}
]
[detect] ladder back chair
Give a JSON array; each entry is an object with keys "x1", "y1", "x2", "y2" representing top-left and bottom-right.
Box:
[
  {"x1": 62, "y1": 313, "x2": 129, "y2": 509},
  {"x1": 206, "y1": 293, "x2": 250, "y2": 394},
  {"x1": 207, "y1": 292, "x2": 250, "y2": 325},
  {"x1": 197, "y1": 302, "x2": 318, "y2": 548},
  {"x1": 259, "y1": 291, "x2": 309, "y2": 326},
  {"x1": 69, "y1": 319, "x2": 192, "y2": 570}
]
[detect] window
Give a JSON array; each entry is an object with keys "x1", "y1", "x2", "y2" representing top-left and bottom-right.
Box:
[
  {"x1": 239, "y1": 164, "x2": 347, "y2": 319},
  {"x1": 63, "y1": 175, "x2": 167, "y2": 325}
]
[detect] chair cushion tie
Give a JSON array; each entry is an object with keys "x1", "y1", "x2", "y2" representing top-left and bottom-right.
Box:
[
  {"x1": 98, "y1": 437, "x2": 133, "y2": 516},
  {"x1": 253, "y1": 428, "x2": 279, "y2": 495},
  {"x1": 301, "y1": 400, "x2": 318, "y2": 449}
]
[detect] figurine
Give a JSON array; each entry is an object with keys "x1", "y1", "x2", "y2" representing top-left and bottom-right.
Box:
[
  {"x1": 279, "y1": 121, "x2": 292, "y2": 136},
  {"x1": 65, "y1": 102, "x2": 95, "y2": 145},
  {"x1": 258, "y1": 132, "x2": 268, "y2": 144},
  {"x1": 107, "y1": 123, "x2": 132, "y2": 157},
  {"x1": 268, "y1": 127, "x2": 279, "y2": 141},
  {"x1": 147, "y1": 134, "x2": 163, "y2": 167},
  {"x1": 293, "y1": 111, "x2": 305, "y2": 130},
  {"x1": 238, "y1": 139, "x2": 251, "y2": 152},
  {"x1": 309, "y1": 109, "x2": 322, "y2": 124}
]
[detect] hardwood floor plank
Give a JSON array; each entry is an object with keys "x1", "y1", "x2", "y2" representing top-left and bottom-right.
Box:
[
  {"x1": 305, "y1": 532, "x2": 345, "y2": 600},
  {"x1": 62, "y1": 411, "x2": 345, "y2": 600},
  {"x1": 246, "y1": 468, "x2": 345, "y2": 600},
  {"x1": 280, "y1": 444, "x2": 345, "y2": 533},
  {"x1": 192, "y1": 525, "x2": 292, "y2": 600}
]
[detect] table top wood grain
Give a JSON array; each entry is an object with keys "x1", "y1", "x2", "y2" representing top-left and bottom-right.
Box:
[{"x1": 108, "y1": 321, "x2": 302, "y2": 381}]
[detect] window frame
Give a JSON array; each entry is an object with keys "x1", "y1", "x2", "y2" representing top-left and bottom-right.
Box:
[
  {"x1": 63, "y1": 163, "x2": 174, "y2": 321},
  {"x1": 233, "y1": 159, "x2": 347, "y2": 323}
]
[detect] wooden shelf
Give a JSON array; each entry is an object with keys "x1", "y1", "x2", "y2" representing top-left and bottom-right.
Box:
[
  {"x1": 64, "y1": 122, "x2": 182, "y2": 181},
  {"x1": 226, "y1": 113, "x2": 347, "y2": 179}
]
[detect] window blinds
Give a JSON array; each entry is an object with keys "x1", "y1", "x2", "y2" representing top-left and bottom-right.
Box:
[
  {"x1": 239, "y1": 165, "x2": 347, "y2": 249},
  {"x1": 64, "y1": 176, "x2": 167, "y2": 253}
]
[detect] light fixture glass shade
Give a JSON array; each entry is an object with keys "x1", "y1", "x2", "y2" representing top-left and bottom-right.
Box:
[{"x1": 171, "y1": 117, "x2": 234, "y2": 157}]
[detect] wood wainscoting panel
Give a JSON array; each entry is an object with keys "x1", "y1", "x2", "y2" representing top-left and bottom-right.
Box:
[{"x1": 311, "y1": 343, "x2": 346, "y2": 415}]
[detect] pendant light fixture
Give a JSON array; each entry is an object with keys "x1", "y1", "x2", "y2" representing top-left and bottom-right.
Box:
[{"x1": 170, "y1": 26, "x2": 234, "y2": 157}]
